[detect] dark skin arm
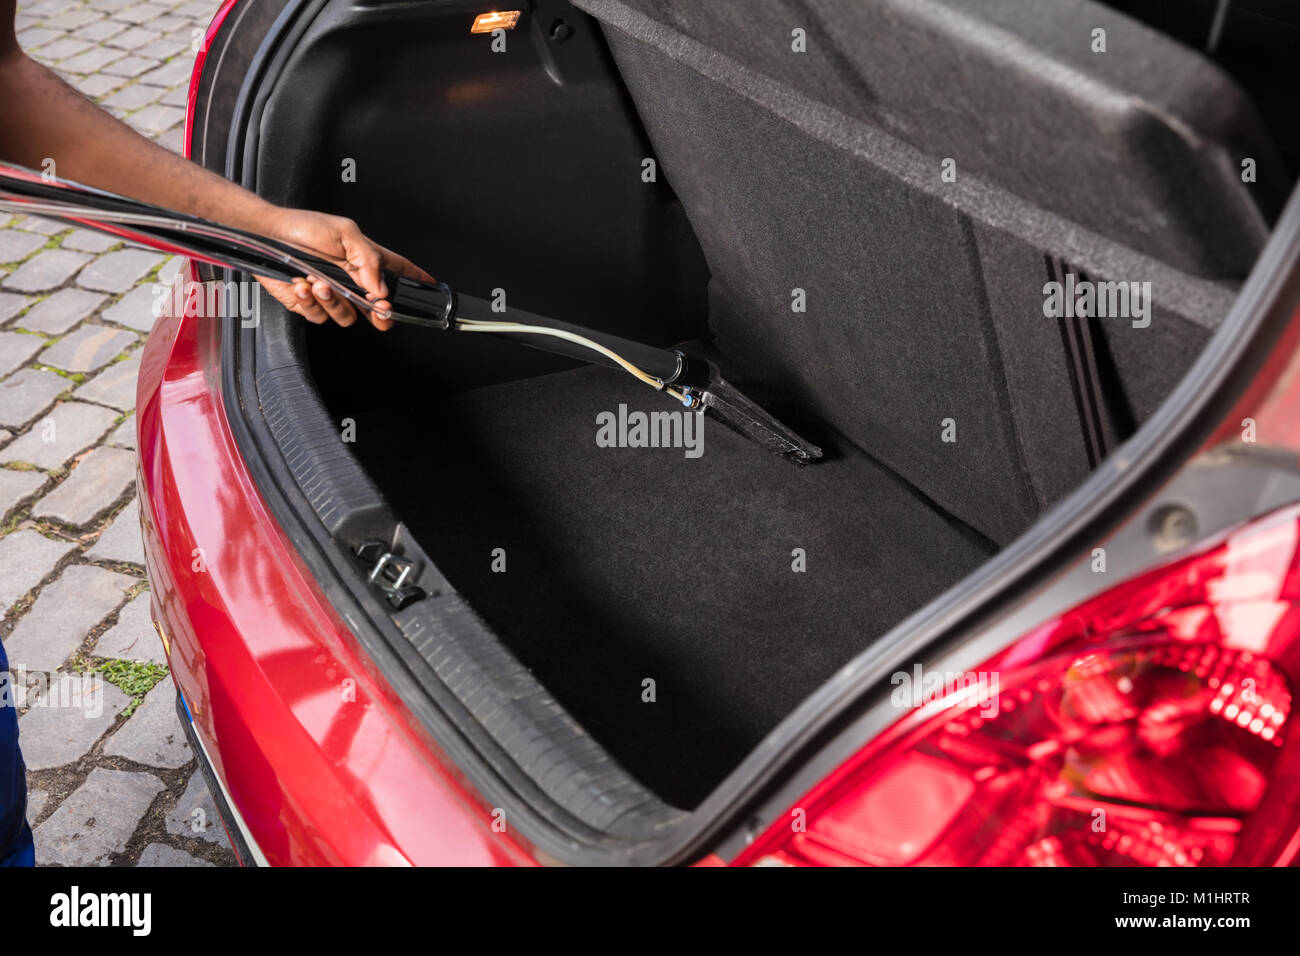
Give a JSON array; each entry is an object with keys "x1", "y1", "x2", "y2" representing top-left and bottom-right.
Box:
[{"x1": 0, "y1": 0, "x2": 429, "y2": 328}]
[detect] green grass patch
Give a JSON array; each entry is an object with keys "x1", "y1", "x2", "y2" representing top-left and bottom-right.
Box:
[
  {"x1": 95, "y1": 659, "x2": 169, "y2": 716},
  {"x1": 31, "y1": 364, "x2": 83, "y2": 382}
]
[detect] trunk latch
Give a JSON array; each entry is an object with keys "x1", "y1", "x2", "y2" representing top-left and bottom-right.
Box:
[{"x1": 355, "y1": 541, "x2": 426, "y2": 610}]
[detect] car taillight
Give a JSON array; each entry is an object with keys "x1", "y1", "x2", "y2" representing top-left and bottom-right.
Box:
[{"x1": 737, "y1": 504, "x2": 1300, "y2": 867}]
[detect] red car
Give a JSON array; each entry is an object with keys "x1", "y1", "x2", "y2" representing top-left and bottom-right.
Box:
[{"x1": 139, "y1": 0, "x2": 1300, "y2": 865}]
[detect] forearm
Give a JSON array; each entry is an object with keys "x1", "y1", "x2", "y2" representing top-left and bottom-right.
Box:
[
  {"x1": 0, "y1": 49, "x2": 281, "y2": 233},
  {"x1": 0, "y1": 20, "x2": 430, "y2": 330}
]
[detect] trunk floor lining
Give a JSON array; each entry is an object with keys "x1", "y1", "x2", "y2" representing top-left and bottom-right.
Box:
[{"x1": 351, "y1": 364, "x2": 993, "y2": 808}]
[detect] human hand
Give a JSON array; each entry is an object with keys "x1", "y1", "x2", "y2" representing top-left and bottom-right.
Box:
[{"x1": 257, "y1": 207, "x2": 434, "y2": 330}]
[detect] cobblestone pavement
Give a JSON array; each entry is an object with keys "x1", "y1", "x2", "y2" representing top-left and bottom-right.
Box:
[{"x1": 2, "y1": 0, "x2": 236, "y2": 866}]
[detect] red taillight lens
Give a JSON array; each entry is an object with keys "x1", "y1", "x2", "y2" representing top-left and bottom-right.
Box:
[{"x1": 738, "y1": 505, "x2": 1300, "y2": 867}]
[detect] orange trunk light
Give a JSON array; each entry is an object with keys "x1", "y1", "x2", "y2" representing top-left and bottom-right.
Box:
[{"x1": 471, "y1": 10, "x2": 521, "y2": 33}]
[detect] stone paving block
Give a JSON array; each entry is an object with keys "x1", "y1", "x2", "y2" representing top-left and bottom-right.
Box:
[
  {"x1": 32, "y1": 445, "x2": 136, "y2": 526},
  {"x1": 74, "y1": 355, "x2": 140, "y2": 410},
  {"x1": 34, "y1": 767, "x2": 164, "y2": 866},
  {"x1": 0, "y1": 529, "x2": 74, "y2": 614},
  {"x1": 39, "y1": 8, "x2": 104, "y2": 30},
  {"x1": 156, "y1": 125, "x2": 184, "y2": 153},
  {"x1": 0, "y1": 368, "x2": 67, "y2": 429},
  {"x1": 23, "y1": 0, "x2": 68, "y2": 18},
  {"x1": 90, "y1": 0, "x2": 135, "y2": 11},
  {"x1": 74, "y1": 18, "x2": 127, "y2": 41},
  {"x1": 15, "y1": 26, "x2": 61, "y2": 48},
  {"x1": 93, "y1": 587, "x2": 161, "y2": 662},
  {"x1": 0, "y1": 468, "x2": 45, "y2": 520},
  {"x1": 75, "y1": 72, "x2": 124, "y2": 97},
  {"x1": 34, "y1": 37, "x2": 94, "y2": 61},
  {"x1": 0, "y1": 401, "x2": 118, "y2": 469},
  {"x1": 137, "y1": 56, "x2": 191, "y2": 87},
  {"x1": 107, "y1": 413, "x2": 136, "y2": 449},
  {"x1": 147, "y1": 14, "x2": 187, "y2": 32},
  {"x1": 16, "y1": 287, "x2": 107, "y2": 335},
  {"x1": 26, "y1": 789, "x2": 49, "y2": 823},
  {"x1": 102, "y1": 283, "x2": 161, "y2": 332},
  {"x1": 156, "y1": 255, "x2": 181, "y2": 286},
  {"x1": 77, "y1": 248, "x2": 166, "y2": 294},
  {"x1": 139, "y1": 843, "x2": 214, "y2": 867},
  {"x1": 3, "y1": 565, "x2": 134, "y2": 672},
  {"x1": 115, "y1": 2, "x2": 170, "y2": 24},
  {"x1": 36, "y1": 444, "x2": 135, "y2": 518},
  {"x1": 102, "y1": 54, "x2": 159, "y2": 78},
  {"x1": 105, "y1": 681, "x2": 191, "y2": 768},
  {"x1": 0, "y1": 292, "x2": 31, "y2": 324},
  {"x1": 19, "y1": 1, "x2": 59, "y2": 17},
  {"x1": 105, "y1": 23, "x2": 156, "y2": 49},
  {"x1": 165, "y1": 773, "x2": 224, "y2": 845},
  {"x1": 0, "y1": 230, "x2": 47, "y2": 264},
  {"x1": 0, "y1": 428, "x2": 9, "y2": 444},
  {"x1": 18, "y1": 680, "x2": 131, "y2": 770},
  {"x1": 135, "y1": 34, "x2": 189, "y2": 60},
  {"x1": 2, "y1": 249, "x2": 90, "y2": 293},
  {"x1": 60, "y1": 228, "x2": 119, "y2": 253},
  {"x1": 38, "y1": 324, "x2": 135, "y2": 373},
  {"x1": 175, "y1": 0, "x2": 218, "y2": 18},
  {"x1": 178, "y1": 0, "x2": 217, "y2": 14},
  {"x1": 126, "y1": 102, "x2": 184, "y2": 134},
  {"x1": 101, "y1": 81, "x2": 163, "y2": 109},
  {"x1": 0, "y1": 330, "x2": 42, "y2": 378},
  {"x1": 87, "y1": 498, "x2": 146, "y2": 567},
  {"x1": 14, "y1": 216, "x2": 64, "y2": 235},
  {"x1": 58, "y1": 44, "x2": 125, "y2": 74},
  {"x1": 159, "y1": 82, "x2": 186, "y2": 107},
  {"x1": 160, "y1": 25, "x2": 196, "y2": 47}
]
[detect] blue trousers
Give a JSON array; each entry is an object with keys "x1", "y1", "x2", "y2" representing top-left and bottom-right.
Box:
[{"x1": 0, "y1": 639, "x2": 34, "y2": 867}]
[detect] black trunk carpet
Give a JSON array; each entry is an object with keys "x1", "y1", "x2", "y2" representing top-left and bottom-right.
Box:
[{"x1": 353, "y1": 365, "x2": 994, "y2": 808}]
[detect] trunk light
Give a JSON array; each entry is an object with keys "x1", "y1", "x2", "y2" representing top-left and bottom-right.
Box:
[
  {"x1": 737, "y1": 504, "x2": 1300, "y2": 867},
  {"x1": 471, "y1": 10, "x2": 521, "y2": 33}
]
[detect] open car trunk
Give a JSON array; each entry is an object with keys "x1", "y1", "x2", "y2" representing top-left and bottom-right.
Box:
[
  {"x1": 328, "y1": 363, "x2": 998, "y2": 807},
  {"x1": 206, "y1": 0, "x2": 1295, "y2": 829}
]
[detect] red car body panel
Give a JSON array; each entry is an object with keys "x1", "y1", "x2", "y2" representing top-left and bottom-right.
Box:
[
  {"x1": 136, "y1": 266, "x2": 533, "y2": 866},
  {"x1": 136, "y1": 0, "x2": 1300, "y2": 867}
]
